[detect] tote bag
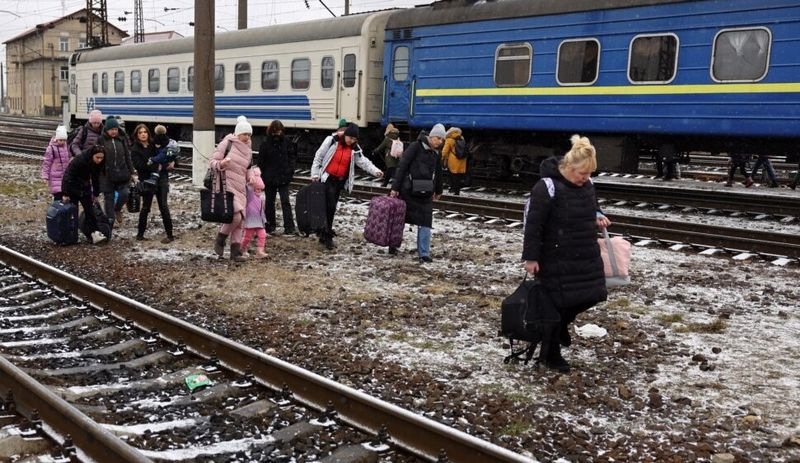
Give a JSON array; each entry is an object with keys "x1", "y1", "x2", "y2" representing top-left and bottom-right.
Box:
[{"x1": 599, "y1": 228, "x2": 631, "y2": 288}]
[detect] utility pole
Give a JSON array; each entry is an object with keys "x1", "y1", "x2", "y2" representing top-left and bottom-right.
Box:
[
  {"x1": 86, "y1": 0, "x2": 109, "y2": 48},
  {"x1": 193, "y1": 0, "x2": 215, "y2": 187},
  {"x1": 238, "y1": 0, "x2": 247, "y2": 30},
  {"x1": 134, "y1": 0, "x2": 144, "y2": 43},
  {"x1": 344, "y1": 0, "x2": 349, "y2": 16}
]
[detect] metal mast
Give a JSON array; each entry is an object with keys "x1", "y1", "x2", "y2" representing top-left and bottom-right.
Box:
[
  {"x1": 134, "y1": 0, "x2": 144, "y2": 43},
  {"x1": 86, "y1": 0, "x2": 109, "y2": 48}
]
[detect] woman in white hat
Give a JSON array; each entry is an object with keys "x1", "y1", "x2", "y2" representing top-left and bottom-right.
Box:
[
  {"x1": 210, "y1": 116, "x2": 254, "y2": 261},
  {"x1": 41, "y1": 125, "x2": 71, "y2": 202}
]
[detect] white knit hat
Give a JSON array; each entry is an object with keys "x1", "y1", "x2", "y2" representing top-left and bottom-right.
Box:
[
  {"x1": 55, "y1": 125, "x2": 68, "y2": 140},
  {"x1": 429, "y1": 123, "x2": 446, "y2": 139},
  {"x1": 234, "y1": 115, "x2": 252, "y2": 136}
]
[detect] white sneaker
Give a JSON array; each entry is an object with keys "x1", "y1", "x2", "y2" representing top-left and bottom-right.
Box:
[{"x1": 91, "y1": 231, "x2": 107, "y2": 244}]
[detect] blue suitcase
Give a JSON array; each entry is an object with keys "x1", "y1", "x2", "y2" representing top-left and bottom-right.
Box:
[
  {"x1": 295, "y1": 183, "x2": 327, "y2": 235},
  {"x1": 46, "y1": 201, "x2": 79, "y2": 245}
]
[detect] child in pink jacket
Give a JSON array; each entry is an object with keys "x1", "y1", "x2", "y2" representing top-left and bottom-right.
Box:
[
  {"x1": 240, "y1": 167, "x2": 268, "y2": 259},
  {"x1": 41, "y1": 125, "x2": 71, "y2": 201}
]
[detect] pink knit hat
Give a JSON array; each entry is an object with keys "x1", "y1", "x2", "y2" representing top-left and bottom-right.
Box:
[{"x1": 88, "y1": 110, "x2": 103, "y2": 124}]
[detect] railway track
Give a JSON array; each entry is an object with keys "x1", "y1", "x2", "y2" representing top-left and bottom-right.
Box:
[{"x1": 0, "y1": 245, "x2": 530, "y2": 463}]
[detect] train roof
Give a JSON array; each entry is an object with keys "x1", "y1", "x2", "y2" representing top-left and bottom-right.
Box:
[
  {"x1": 386, "y1": 0, "x2": 694, "y2": 29},
  {"x1": 76, "y1": 12, "x2": 385, "y2": 63}
]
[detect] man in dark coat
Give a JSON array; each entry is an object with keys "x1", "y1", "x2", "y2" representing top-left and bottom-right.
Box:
[
  {"x1": 523, "y1": 135, "x2": 610, "y2": 372},
  {"x1": 390, "y1": 124, "x2": 445, "y2": 262},
  {"x1": 256, "y1": 120, "x2": 297, "y2": 235}
]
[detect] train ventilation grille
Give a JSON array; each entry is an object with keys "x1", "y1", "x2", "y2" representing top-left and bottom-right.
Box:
[{"x1": 393, "y1": 29, "x2": 413, "y2": 40}]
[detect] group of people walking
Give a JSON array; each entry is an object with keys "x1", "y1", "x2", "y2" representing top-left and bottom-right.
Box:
[{"x1": 42, "y1": 109, "x2": 175, "y2": 244}]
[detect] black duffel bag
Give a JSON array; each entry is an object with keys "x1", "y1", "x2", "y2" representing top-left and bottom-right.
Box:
[{"x1": 500, "y1": 275, "x2": 560, "y2": 364}]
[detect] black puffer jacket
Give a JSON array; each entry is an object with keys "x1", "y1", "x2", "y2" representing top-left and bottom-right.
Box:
[
  {"x1": 391, "y1": 132, "x2": 443, "y2": 227},
  {"x1": 522, "y1": 156, "x2": 607, "y2": 312},
  {"x1": 62, "y1": 149, "x2": 105, "y2": 198},
  {"x1": 256, "y1": 135, "x2": 296, "y2": 186},
  {"x1": 98, "y1": 134, "x2": 133, "y2": 183}
]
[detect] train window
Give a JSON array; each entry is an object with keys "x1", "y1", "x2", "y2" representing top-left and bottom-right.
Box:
[
  {"x1": 711, "y1": 28, "x2": 770, "y2": 82},
  {"x1": 101, "y1": 72, "x2": 108, "y2": 94},
  {"x1": 215, "y1": 64, "x2": 225, "y2": 91},
  {"x1": 292, "y1": 59, "x2": 310, "y2": 90},
  {"x1": 91, "y1": 73, "x2": 98, "y2": 94},
  {"x1": 114, "y1": 71, "x2": 124, "y2": 93},
  {"x1": 261, "y1": 60, "x2": 279, "y2": 90},
  {"x1": 494, "y1": 43, "x2": 532, "y2": 87},
  {"x1": 392, "y1": 46, "x2": 409, "y2": 81},
  {"x1": 131, "y1": 70, "x2": 141, "y2": 94},
  {"x1": 628, "y1": 34, "x2": 678, "y2": 84},
  {"x1": 557, "y1": 39, "x2": 599, "y2": 85},
  {"x1": 167, "y1": 67, "x2": 180, "y2": 92},
  {"x1": 321, "y1": 56, "x2": 335, "y2": 89},
  {"x1": 235, "y1": 62, "x2": 250, "y2": 91},
  {"x1": 188, "y1": 66, "x2": 194, "y2": 92},
  {"x1": 148, "y1": 68, "x2": 161, "y2": 93},
  {"x1": 343, "y1": 54, "x2": 356, "y2": 88}
]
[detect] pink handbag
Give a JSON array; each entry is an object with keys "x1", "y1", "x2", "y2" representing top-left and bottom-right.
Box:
[{"x1": 599, "y1": 228, "x2": 631, "y2": 288}]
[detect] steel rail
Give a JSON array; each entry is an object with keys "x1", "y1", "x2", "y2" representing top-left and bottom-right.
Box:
[
  {"x1": 0, "y1": 245, "x2": 533, "y2": 463},
  {"x1": 0, "y1": 350, "x2": 153, "y2": 462}
]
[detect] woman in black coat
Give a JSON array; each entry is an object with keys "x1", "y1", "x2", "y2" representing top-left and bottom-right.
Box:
[
  {"x1": 390, "y1": 124, "x2": 446, "y2": 262},
  {"x1": 256, "y1": 120, "x2": 297, "y2": 235},
  {"x1": 522, "y1": 134, "x2": 611, "y2": 372},
  {"x1": 62, "y1": 145, "x2": 106, "y2": 243},
  {"x1": 130, "y1": 123, "x2": 174, "y2": 242}
]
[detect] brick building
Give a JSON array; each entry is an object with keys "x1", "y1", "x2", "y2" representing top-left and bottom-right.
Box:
[{"x1": 3, "y1": 9, "x2": 127, "y2": 116}]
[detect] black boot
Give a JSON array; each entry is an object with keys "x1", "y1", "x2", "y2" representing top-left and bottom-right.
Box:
[
  {"x1": 559, "y1": 324, "x2": 572, "y2": 347},
  {"x1": 544, "y1": 341, "x2": 570, "y2": 373},
  {"x1": 230, "y1": 243, "x2": 248, "y2": 262},
  {"x1": 214, "y1": 233, "x2": 227, "y2": 257},
  {"x1": 790, "y1": 182, "x2": 798, "y2": 191}
]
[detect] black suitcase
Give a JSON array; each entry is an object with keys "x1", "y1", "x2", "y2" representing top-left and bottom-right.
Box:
[
  {"x1": 295, "y1": 183, "x2": 327, "y2": 235},
  {"x1": 79, "y1": 204, "x2": 113, "y2": 242},
  {"x1": 46, "y1": 201, "x2": 79, "y2": 245}
]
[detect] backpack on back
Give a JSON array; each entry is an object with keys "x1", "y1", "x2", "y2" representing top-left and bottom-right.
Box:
[
  {"x1": 67, "y1": 126, "x2": 87, "y2": 147},
  {"x1": 390, "y1": 139, "x2": 404, "y2": 158},
  {"x1": 454, "y1": 137, "x2": 468, "y2": 159}
]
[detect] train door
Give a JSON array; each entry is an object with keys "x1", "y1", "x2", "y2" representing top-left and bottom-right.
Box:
[
  {"x1": 386, "y1": 42, "x2": 412, "y2": 122},
  {"x1": 338, "y1": 47, "x2": 359, "y2": 122}
]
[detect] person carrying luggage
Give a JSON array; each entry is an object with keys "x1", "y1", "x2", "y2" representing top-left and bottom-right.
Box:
[
  {"x1": 61, "y1": 145, "x2": 107, "y2": 244},
  {"x1": 372, "y1": 123, "x2": 401, "y2": 188},
  {"x1": 311, "y1": 123, "x2": 383, "y2": 250}
]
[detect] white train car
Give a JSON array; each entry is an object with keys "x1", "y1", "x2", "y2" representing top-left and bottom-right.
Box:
[{"x1": 68, "y1": 11, "x2": 392, "y2": 142}]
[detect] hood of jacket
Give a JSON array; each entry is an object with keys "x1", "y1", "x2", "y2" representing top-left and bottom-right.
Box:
[
  {"x1": 445, "y1": 127, "x2": 462, "y2": 140},
  {"x1": 539, "y1": 156, "x2": 562, "y2": 179}
]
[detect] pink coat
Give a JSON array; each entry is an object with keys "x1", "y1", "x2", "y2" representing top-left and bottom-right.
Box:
[
  {"x1": 41, "y1": 138, "x2": 72, "y2": 194},
  {"x1": 209, "y1": 134, "x2": 252, "y2": 213}
]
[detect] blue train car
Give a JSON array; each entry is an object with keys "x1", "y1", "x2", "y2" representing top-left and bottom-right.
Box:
[{"x1": 382, "y1": 0, "x2": 800, "y2": 176}]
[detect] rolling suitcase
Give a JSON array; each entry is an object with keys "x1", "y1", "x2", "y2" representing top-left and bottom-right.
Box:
[
  {"x1": 364, "y1": 196, "x2": 406, "y2": 248},
  {"x1": 295, "y1": 182, "x2": 327, "y2": 235},
  {"x1": 46, "y1": 201, "x2": 79, "y2": 245}
]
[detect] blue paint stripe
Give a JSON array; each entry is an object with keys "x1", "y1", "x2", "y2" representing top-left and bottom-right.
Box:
[
  {"x1": 102, "y1": 106, "x2": 312, "y2": 120},
  {"x1": 94, "y1": 95, "x2": 310, "y2": 106}
]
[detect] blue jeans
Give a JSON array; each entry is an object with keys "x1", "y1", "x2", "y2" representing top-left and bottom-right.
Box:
[
  {"x1": 417, "y1": 226, "x2": 431, "y2": 257},
  {"x1": 751, "y1": 157, "x2": 777, "y2": 183}
]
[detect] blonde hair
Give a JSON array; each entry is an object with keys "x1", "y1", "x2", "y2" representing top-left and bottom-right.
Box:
[{"x1": 561, "y1": 134, "x2": 597, "y2": 172}]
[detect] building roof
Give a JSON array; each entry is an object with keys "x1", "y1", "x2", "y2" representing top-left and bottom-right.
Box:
[{"x1": 2, "y1": 9, "x2": 128, "y2": 45}]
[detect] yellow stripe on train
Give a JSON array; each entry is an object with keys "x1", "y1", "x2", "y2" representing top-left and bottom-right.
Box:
[{"x1": 416, "y1": 82, "x2": 800, "y2": 97}]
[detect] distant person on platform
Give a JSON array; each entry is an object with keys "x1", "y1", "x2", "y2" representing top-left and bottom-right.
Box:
[
  {"x1": 725, "y1": 153, "x2": 754, "y2": 188},
  {"x1": 441, "y1": 126, "x2": 468, "y2": 195},
  {"x1": 70, "y1": 109, "x2": 104, "y2": 156},
  {"x1": 750, "y1": 153, "x2": 780, "y2": 188},
  {"x1": 255, "y1": 119, "x2": 297, "y2": 235},
  {"x1": 41, "y1": 125, "x2": 71, "y2": 202},
  {"x1": 373, "y1": 123, "x2": 401, "y2": 188},
  {"x1": 311, "y1": 123, "x2": 383, "y2": 250},
  {"x1": 390, "y1": 124, "x2": 446, "y2": 262}
]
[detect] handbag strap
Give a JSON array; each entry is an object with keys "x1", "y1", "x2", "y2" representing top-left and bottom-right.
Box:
[{"x1": 602, "y1": 228, "x2": 621, "y2": 277}]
